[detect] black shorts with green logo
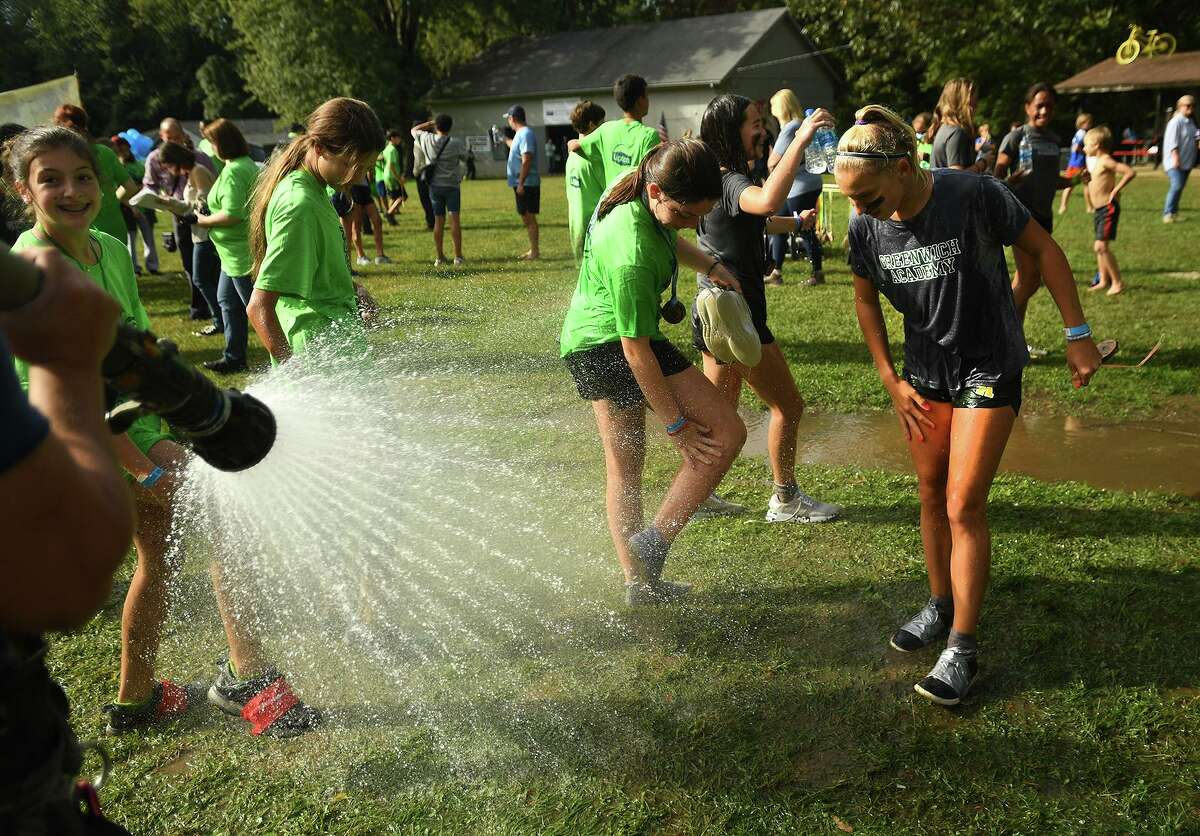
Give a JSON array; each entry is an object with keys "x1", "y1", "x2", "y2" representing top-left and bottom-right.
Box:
[{"x1": 906, "y1": 373, "x2": 1023, "y2": 415}]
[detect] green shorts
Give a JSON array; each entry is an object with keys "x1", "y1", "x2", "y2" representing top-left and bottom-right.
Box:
[
  {"x1": 124, "y1": 413, "x2": 176, "y2": 481},
  {"x1": 907, "y1": 375, "x2": 1023, "y2": 415}
]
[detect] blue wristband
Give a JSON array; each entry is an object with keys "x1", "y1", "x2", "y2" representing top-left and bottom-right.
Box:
[
  {"x1": 139, "y1": 466, "x2": 165, "y2": 488},
  {"x1": 665, "y1": 416, "x2": 686, "y2": 434},
  {"x1": 1064, "y1": 323, "x2": 1092, "y2": 341}
]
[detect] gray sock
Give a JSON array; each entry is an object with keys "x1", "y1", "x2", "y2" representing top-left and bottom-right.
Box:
[
  {"x1": 774, "y1": 482, "x2": 798, "y2": 502},
  {"x1": 629, "y1": 525, "x2": 669, "y2": 581},
  {"x1": 947, "y1": 629, "x2": 976, "y2": 654},
  {"x1": 931, "y1": 595, "x2": 954, "y2": 619}
]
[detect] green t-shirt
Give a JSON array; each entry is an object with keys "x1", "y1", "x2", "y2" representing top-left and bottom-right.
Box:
[
  {"x1": 565, "y1": 149, "x2": 604, "y2": 263},
  {"x1": 198, "y1": 138, "x2": 225, "y2": 175},
  {"x1": 92, "y1": 143, "x2": 131, "y2": 242},
  {"x1": 206, "y1": 155, "x2": 257, "y2": 277},
  {"x1": 255, "y1": 169, "x2": 358, "y2": 354},
  {"x1": 123, "y1": 158, "x2": 145, "y2": 183},
  {"x1": 382, "y1": 143, "x2": 403, "y2": 189},
  {"x1": 577, "y1": 119, "x2": 660, "y2": 188},
  {"x1": 373, "y1": 153, "x2": 387, "y2": 184},
  {"x1": 559, "y1": 188, "x2": 676, "y2": 357},
  {"x1": 11, "y1": 228, "x2": 170, "y2": 459}
]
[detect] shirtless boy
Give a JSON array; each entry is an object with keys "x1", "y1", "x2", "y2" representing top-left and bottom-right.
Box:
[{"x1": 1084, "y1": 126, "x2": 1135, "y2": 296}]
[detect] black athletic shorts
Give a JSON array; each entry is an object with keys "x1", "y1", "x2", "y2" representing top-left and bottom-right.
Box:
[
  {"x1": 1030, "y1": 212, "x2": 1052, "y2": 235},
  {"x1": 514, "y1": 186, "x2": 541, "y2": 215},
  {"x1": 564, "y1": 340, "x2": 691, "y2": 409},
  {"x1": 1094, "y1": 201, "x2": 1120, "y2": 241},
  {"x1": 350, "y1": 183, "x2": 374, "y2": 205},
  {"x1": 906, "y1": 373, "x2": 1023, "y2": 415}
]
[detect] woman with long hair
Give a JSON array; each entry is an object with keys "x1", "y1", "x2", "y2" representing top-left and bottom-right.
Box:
[
  {"x1": 765, "y1": 88, "x2": 826, "y2": 287},
  {"x1": 835, "y1": 105, "x2": 1100, "y2": 705},
  {"x1": 928, "y1": 78, "x2": 992, "y2": 172},
  {"x1": 694, "y1": 93, "x2": 842, "y2": 524},
  {"x1": 560, "y1": 138, "x2": 747, "y2": 606},
  {"x1": 246, "y1": 97, "x2": 385, "y2": 363}
]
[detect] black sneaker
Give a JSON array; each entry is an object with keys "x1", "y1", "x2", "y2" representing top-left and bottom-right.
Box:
[
  {"x1": 202, "y1": 358, "x2": 248, "y2": 374},
  {"x1": 208, "y1": 657, "x2": 322, "y2": 737},
  {"x1": 101, "y1": 680, "x2": 200, "y2": 735},
  {"x1": 914, "y1": 647, "x2": 978, "y2": 706},
  {"x1": 890, "y1": 598, "x2": 952, "y2": 652}
]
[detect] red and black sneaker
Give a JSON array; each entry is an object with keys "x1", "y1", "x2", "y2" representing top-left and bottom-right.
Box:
[
  {"x1": 101, "y1": 680, "x2": 196, "y2": 735},
  {"x1": 207, "y1": 657, "x2": 322, "y2": 738}
]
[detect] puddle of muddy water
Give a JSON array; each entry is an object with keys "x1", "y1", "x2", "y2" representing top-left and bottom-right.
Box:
[{"x1": 741, "y1": 410, "x2": 1200, "y2": 496}]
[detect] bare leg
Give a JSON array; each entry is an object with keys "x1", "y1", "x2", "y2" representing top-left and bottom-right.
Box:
[
  {"x1": 1103, "y1": 247, "x2": 1124, "y2": 295},
  {"x1": 522, "y1": 213, "x2": 540, "y2": 258},
  {"x1": 903, "y1": 400, "x2": 954, "y2": 600},
  {"x1": 592, "y1": 400, "x2": 647, "y2": 582},
  {"x1": 367, "y1": 204, "x2": 385, "y2": 257},
  {"x1": 433, "y1": 215, "x2": 447, "y2": 260},
  {"x1": 944, "y1": 406, "x2": 1016, "y2": 635},
  {"x1": 1090, "y1": 242, "x2": 1109, "y2": 291},
  {"x1": 652, "y1": 367, "x2": 746, "y2": 540},
  {"x1": 209, "y1": 559, "x2": 268, "y2": 679},
  {"x1": 1011, "y1": 245, "x2": 1043, "y2": 324},
  {"x1": 117, "y1": 496, "x2": 173, "y2": 703},
  {"x1": 350, "y1": 205, "x2": 365, "y2": 259},
  {"x1": 449, "y1": 212, "x2": 463, "y2": 259},
  {"x1": 739, "y1": 343, "x2": 805, "y2": 486}
]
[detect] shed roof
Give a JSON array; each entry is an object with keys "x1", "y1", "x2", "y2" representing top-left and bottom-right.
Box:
[
  {"x1": 1057, "y1": 51, "x2": 1200, "y2": 93},
  {"x1": 429, "y1": 8, "x2": 830, "y2": 102}
]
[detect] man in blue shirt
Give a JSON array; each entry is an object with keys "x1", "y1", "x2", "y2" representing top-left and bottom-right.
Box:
[
  {"x1": 503, "y1": 105, "x2": 541, "y2": 260},
  {"x1": 1162, "y1": 94, "x2": 1197, "y2": 223}
]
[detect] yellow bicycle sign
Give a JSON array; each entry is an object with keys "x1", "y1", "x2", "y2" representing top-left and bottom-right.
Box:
[{"x1": 1116, "y1": 25, "x2": 1176, "y2": 64}]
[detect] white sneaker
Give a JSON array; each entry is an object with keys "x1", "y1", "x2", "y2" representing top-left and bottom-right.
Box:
[
  {"x1": 433, "y1": 257, "x2": 447, "y2": 267},
  {"x1": 453, "y1": 256, "x2": 465, "y2": 266},
  {"x1": 1026, "y1": 344, "x2": 1049, "y2": 359},
  {"x1": 766, "y1": 490, "x2": 842, "y2": 523},
  {"x1": 692, "y1": 492, "x2": 747, "y2": 519},
  {"x1": 374, "y1": 255, "x2": 392, "y2": 265},
  {"x1": 1162, "y1": 214, "x2": 1174, "y2": 224},
  {"x1": 355, "y1": 256, "x2": 371, "y2": 266}
]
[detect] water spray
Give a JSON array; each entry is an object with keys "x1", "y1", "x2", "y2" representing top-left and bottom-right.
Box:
[{"x1": 1, "y1": 245, "x2": 276, "y2": 471}]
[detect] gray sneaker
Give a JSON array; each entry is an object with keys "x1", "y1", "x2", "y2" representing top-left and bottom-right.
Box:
[
  {"x1": 765, "y1": 489, "x2": 842, "y2": 523},
  {"x1": 692, "y1": 492, "x2": 747, "y2": 519},
  {"x1": 625, "y1": 578, "x2": 692, "y2": 607},
  {"x1": 914, "y1": 647, "x2": 978, "y2": 706},
  {"x1": 890, "y1": 598, "x2": 951, "y2": 652}
]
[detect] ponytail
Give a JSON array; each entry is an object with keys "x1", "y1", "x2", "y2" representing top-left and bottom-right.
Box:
[
  {"x1": 835, "y1": 104, "x2": 928, "y2": 185},
  {"x1": 595, "y1": 138, "x2": 721, "y2": 223},
  {"x1": 249, "y1": 97, "x2": 385, "y2": 276}
]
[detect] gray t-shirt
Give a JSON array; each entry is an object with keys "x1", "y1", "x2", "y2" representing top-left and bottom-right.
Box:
[
  {"x1": 847, "y1": 168, "x2": 1032, "y2": 391},
  {"x1": 695, "y1": 170, "x2": 767, "y2": 322},
  {"x1": 772, "y1": 120, "x2": 824, "y2": 199},
  {"x1": 931, "y1": 124, "x2": 974, "y2": 169},
  {"x1": 415, "y1": 132, "x2": 467, "y2": 189},
  {"x1": 997, "y1": 125, "x2": 1061, "y2": 220}
]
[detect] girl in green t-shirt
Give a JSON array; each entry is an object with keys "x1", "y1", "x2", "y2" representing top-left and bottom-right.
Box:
[
  {"x1": 247, "y1": 97, "x2": 385, "y2": 364},
  {"x1": 559, "y1": 138, "x2": 747, "y2": 607},
  {"x1": 8, "y1": 126, "x2": 322, "y2": 738}
]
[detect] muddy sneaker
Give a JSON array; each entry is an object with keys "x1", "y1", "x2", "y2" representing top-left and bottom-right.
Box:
[
  {"x1": 355, "y1": 256, "x2": 371, "y2": 267},
  {"x1": 208, "y1": 657, "x2": 322, "y2": 737},
  {"x1": 453, "y1": 256, "x2": 466, "y2": 266},
  {"x1": 914, "y1": 647, "x2": 978, "y2": 706},
  {"x1": 692, "y1": 492, "x2": 747, "y2": 519},
  {"x1": 890, "y1": 598, "x2": 951, "y2": 652},
  {"x1": 374, "y1": 255, "x2": 392, "y2": 265},
  {"x1": 625, "y1": 578, "x2": 692, "y2": 607},
  {"x1": 804, "y1": 271, "x2": 826, "y2": 287},
  {"x1": 766, "y1": 490, "x2": 841, "y2": 523},
  {"x1": 102, "y1": 680, "x2": 199, "y2": 735}
]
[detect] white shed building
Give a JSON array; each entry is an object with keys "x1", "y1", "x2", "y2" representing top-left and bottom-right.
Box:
[{"x1": 425, "y1": 7, "x2": 841, "y2": 179}]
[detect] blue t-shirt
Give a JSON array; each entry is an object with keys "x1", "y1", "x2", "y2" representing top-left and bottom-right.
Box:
[
  {"x1": 0, "y1": 336, "x2": 48, "y2": 473},
  {"x1": 506, "y1": 126, "x2": 541, "y2": 188}
]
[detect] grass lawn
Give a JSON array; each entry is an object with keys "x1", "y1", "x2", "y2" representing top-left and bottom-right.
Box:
[{"x1": 46, "y1": 172, "x2": 1200, "y2": 834}]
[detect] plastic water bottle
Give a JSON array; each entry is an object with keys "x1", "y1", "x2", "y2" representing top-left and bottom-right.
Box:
[
  {"x1": 1018, "y1": 131, "x2": 1033, "y2": 172},
  {"x1": 804, "y1": 108, "x2": 838, "y2": 174}
]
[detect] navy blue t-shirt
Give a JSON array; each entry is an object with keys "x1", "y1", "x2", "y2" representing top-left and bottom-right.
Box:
[
  {"x1": 0, "y1": 335, "x2": 48, "y2": 473},
  {"x1": 847, "y1": 168, "x2": 1032, "y2": 391}
]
